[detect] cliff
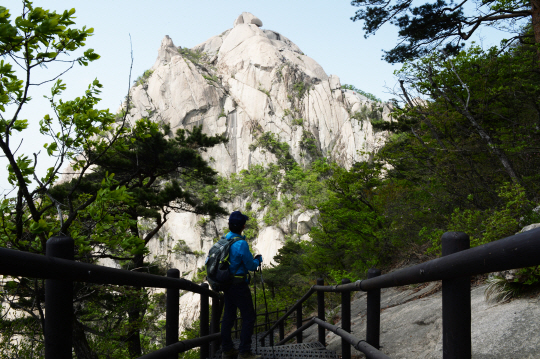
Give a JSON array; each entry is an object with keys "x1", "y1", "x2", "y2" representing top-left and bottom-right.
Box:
[{"x1": 122, "y1": 12, "x2": 391, "y2": 328}]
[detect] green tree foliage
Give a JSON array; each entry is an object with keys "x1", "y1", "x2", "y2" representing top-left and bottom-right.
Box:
[
  {"x1": 248, "y1": 132, "x2": 297, "y2": 170},
  {"x1": 341, "y1": 84, "x2": 381, "y2": 102},
  {"x1": 306, "y1": 162, "x2": 386, "y2": 279},
  {"x1": 0, "y1": 3, "x2": 118, "y2": 356},
  {"x1": 372, "y1": 42, "x2": 540, "y2": 256},
  {"x1": 48, "y1": 120, "x2": 227, "y2": 358},
  {"x1": 266, "y1": 39, "x2": 540, "y2": 305},
  {"x1": 218, "y1": 158, "x2": 331, "y2": 232},
  {"x1": 350, "y1": 0, "x2": 540, "y2": 63},
  {"x1": 387, "y1": 43, "x2": 540, "y2": 201},
  {"x1": 0, "y1": 3, "x2": 227, "y2": 358},
  {"x1": 134, "y1": 69, "x2": 154, "y2": 86},
  {"x1": 178, "y1": 47, "x2": 205, "y2": 64}
]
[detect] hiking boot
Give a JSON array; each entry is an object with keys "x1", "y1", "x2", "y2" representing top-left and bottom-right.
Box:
[
  {"x1": 222, "y1": 348, "x2": 239, "y2": 359},
  {"x1": 238, "y1": 351, "x2": 261, "y2": 359}
]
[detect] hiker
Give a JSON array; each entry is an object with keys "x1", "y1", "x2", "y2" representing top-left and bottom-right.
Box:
[{"x1": 221, "y1": 211, "x2": 263, "y2": 359}]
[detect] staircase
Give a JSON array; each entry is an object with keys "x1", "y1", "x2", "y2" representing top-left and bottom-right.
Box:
[{"x1": 213, "y1": 335, "x2": 340, "y2": 359}]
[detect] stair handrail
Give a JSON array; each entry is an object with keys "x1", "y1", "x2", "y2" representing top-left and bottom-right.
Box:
[
  {"x1": 0, "y1": 246, "x2": 218, "y2": 297},
  {"x1": 258, "y1": 287, "x2": 315, "y2": 341},
  {"x1": 310, "y1": 226, "x2": 540, "y2": 292},
  {"x1": 0, "y1": 236, "x2": 222, "y2": 359},
  {"x1": 273, "y1": 316, "x2": 390, "y2": 359},
  {"x1": 313, "y1": 318, "x2": 390, "y2": 359},
  {"x1": 275, "y1": 318, "x2": 316, "y2": 345},
  {"x1": 257, "y1": 228, "x2": 540, "y2": 359},
  {"x1": 138, "y1": 333, "x2": 221, "y2": 359}
]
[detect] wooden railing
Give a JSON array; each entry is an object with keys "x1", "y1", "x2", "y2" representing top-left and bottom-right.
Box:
[
  {"x1": 0, "y1": 235, "x2": 292, "y2": 359},
  {"x1": 0, "y1": 236, "x2": 221, "y2": 359},
  {"x1": 258, "y1": 229, "x2": 540, "y2": 359},
  {"x1": 3, "y1": 228, "x2": 540, "y2": 358}
]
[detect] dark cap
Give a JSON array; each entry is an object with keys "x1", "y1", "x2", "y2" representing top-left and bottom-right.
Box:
[{"x1": 229, "y1": 211, "x2": 249, "y2": 225}]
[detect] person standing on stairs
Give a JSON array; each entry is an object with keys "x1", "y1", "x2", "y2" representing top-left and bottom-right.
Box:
[{"x1": 221, "y1": 211, "x2": 263, "y2": 359}]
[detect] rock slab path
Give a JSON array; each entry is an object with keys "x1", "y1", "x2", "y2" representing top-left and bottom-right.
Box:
[{"x1": 301, "y1": 283, "x2": 540, "y2": 358}]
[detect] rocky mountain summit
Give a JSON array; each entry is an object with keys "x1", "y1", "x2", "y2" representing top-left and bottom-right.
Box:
[{"x1": 123, "y1": 12, "x2": 391, "y2": 327}]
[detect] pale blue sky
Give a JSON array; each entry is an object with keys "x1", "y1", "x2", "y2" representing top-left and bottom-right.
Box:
[{"x1": 1, "y1": 0, "x2": 509, "y2": 193}]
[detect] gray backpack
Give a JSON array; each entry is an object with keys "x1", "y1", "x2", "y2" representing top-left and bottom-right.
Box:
[{"x1": 205, "y1": 235, "x2": 242, "y2": 291}]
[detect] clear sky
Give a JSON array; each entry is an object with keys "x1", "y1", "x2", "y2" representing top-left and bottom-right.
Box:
[{"x1": 1, "y1": 0, "x2": 509, "y2": 194}]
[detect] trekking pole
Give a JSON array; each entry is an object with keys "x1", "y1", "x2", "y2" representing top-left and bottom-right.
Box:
[
  {"x1": 259, "y1": 263, "x2": 276, "y2": 359},
  {"x1": 254, "y1": 272, "x2": 258, "y2": 355}
]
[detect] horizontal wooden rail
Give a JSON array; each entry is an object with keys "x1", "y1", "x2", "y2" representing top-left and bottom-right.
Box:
[
  {"x1": 361, "y1": 227, "x2": 540, "y2": 291},
  {"x1": 276, "y1": 318, "x2": 316, "y2": 345},
  {"x1": 258, "y1": 288, "x2": 315, "y2": 340},
  {"x1": 137, "y1": 333, "x2": 220, "y2": 359},
  {"x1": 264, "y1": 229, "x2": 540, "y2": 358},
  {"x1": 311, "y1": 227, "x2": 540, "y2": 293},
  {"x1": 313, "y1": 318, "x2": 390, "y2": 359},
  {"x1": 0, "y1": 246, "x2": 218, "y2": 297}
]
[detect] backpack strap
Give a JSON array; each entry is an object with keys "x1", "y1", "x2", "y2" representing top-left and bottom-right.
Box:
[
  {"x1": 221, "y1": 236, "x2": 243, "y2": 265},
  {"x1": 226, "y1": 236, "x2": 246, "y2": 276}
]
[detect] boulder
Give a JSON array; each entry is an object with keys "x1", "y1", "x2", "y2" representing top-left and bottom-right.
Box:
[
  {"x1": 297, "y1": 210, "x2": 319, "y2": 235},
  {"x1": 233, "y1": 12, "x2": 263, "y2": 28},
  {"x1": 520, "y1": 223, "x2": 540, "y2": 233}
]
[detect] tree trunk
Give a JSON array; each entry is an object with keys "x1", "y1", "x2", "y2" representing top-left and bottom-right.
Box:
[
  {"x1": 532, "y1": 0, "x2": 540, "y2": 44},
  {"x1": 532, "y1": 0, "x2": 540, "y2": 64},
  {"x1": 127, "y1": 308, "x2": 142, "y2": 358},
  {"x1": 73, "y1": 319, "x2": 99, "y2": 359},
  {"x1": 426, "y1": 67, "x2": 521, "y2": 184}
]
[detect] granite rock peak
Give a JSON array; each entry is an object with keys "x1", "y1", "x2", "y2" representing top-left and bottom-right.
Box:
[
  {"x1": 122, "y1": 12, "x2": 391, "y2": 328},
  {"x1": 234, "y1": 12, "x2": 263, "y2": 27}
]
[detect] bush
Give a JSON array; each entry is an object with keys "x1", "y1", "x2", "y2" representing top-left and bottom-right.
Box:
[
  {"x1": 134, "y1": 69, "x2": 154, "y2": 86},
  {"x1": 179, "y1": 47, "x2": 205, "y2": 64},
  {"x1": 292, "y1": 118, "x2": 303, "y2": 126},
  {"x1": 341, "y1": 84, "x2": 381, "y2": 102}
]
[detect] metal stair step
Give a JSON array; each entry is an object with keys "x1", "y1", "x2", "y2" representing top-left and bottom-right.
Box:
[
  {"x1": 212, "y1": 338, "x2": 339, "y2": 359},
  {"x1": 255, "y1": 346, "x2": 339, "y2": 359},
  {"x1": 266, "y1": 342, "x2": 325, "y2": 350}
]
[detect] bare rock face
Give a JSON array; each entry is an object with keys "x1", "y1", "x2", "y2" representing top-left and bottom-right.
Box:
[
  {"x1": 253, "y1": 226, "x2": 285, "y2": 266},
  {"x1": 520, "y1": 223, "x2": 540, "y2": 232},
  {"x1": 302, "y1": 283, "x2": 540, "y2": 358},
  {"x1": 123, "y1": 12, "x2": 391, "y2": 328},
  {"x1": 129, "y1": 12, "x2": 390, "y2": 177},
  {"x1": 154, "y1": 35, "x2": 179, "y2": 67}
]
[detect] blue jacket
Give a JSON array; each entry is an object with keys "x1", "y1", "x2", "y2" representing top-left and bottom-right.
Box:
[{"x1": 226, "y1": 231, "x2": 261, "y2": 277}]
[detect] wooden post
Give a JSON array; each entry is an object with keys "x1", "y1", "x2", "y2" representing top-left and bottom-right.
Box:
[
  {"x1": 166, "y1": 269, "x2": 180, "y2": 359},
  {"x1": 442, "y1": 232, "x2": 471, "y2": 359},
  {"x1": 200, "y1": 283, "x2": 210, "y2": 359},
  {"x1": 317, "y1": 278, "x2": 325, "y2": 346},
  {"x1": 341, "y1": 278, "x2": 351, "y2": 359},
  {"x1": 210, "y1": 295, "x2": 221, "y2": 358},
  {"x1": 45, "y1": 236, "x2": 74, "y2": 359},
  {"x1": 366, "y1": 268, "x2": 381, "y2": 349}
]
